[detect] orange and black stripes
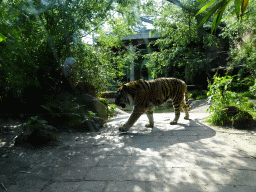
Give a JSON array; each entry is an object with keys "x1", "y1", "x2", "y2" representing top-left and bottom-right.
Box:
[
  {"x1": 115, "y1": 77, "x2": 190, "y2": 131},
  {"x1": 131, "y1": 78, "x2": 189, "y2": 109}
]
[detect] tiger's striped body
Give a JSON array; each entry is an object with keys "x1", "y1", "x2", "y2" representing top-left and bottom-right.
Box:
[{"x1": 115, "y1": 78, "x2": 190, "y2": 132}]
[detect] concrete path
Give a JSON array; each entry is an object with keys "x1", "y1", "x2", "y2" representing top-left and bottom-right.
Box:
[{"x1": 1, "y1": 112, "x2": 256, "y2": 192}]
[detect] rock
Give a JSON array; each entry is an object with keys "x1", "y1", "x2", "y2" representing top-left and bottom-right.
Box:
[
  {"x1": 222, "y1": 106, "x2": 254, "y2": 129},
  {"x1": 72, "y1": 117, "x2": 105, "y2": 132},
  {"x1": 63, "y1": 57, "x2": 77, "y2": 77},
  {"x1": 76, "y1": 94, "x2": 108, "y2": 120},
  {"x1": 222, "y1": 106, "x2": 240, "y2": 117},
  {"x1": 14, "y1": 117, "x2": 58, "y2": 147},
  {"x1": 15, "y1": 126, "x2": 57, "y2": 147},
  {"x1": 100, "y1": 91, "x2": 117, "y2": 98},
  {"x1": 42, "y1": 92, "x2": 107, "y2": 131},
  {"x1": 94, "y1": 117, "x2": 105, "y2": 127},
  {"x1": 75, "y1": 82, "x2": 96, "y2": 97},
  {"x1": 232, "y1": 111, "x2": 253, "y2": 129},
  {"x1": 81, "y1": 120, "x2": 99, "y2": 132},
  {"x1": 38, "y1": 119, "x2": 48, "y2": 125},
  {"x1": 43, "y1": 125, "x2": 58, "y2": 132}
]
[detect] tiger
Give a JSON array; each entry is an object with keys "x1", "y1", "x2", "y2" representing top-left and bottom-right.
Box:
[{"x1": 115, "y1": 77, "x2": 190, "y2": 132}]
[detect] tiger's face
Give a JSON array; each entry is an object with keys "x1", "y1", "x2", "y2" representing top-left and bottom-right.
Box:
[{"x1": 115, "y1": 85, "x2": 131, "y2": 108}]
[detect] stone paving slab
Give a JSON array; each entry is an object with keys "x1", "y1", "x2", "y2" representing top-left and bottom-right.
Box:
[
  {"x1": 1, "y1": 112, "x2": 256, "y2": 192},
  {"x1": 147, "y1": 182, "x2": 207, "y2": 192},
  {"x1": 104, "y1": 181, "x2": 148, "y2": 192},
  {"x1": 6, "y1": 180, "x2": 49, "y2": 192},
  {"x1": 203, "y1": 184, "x2": 256, "y2": 192}
]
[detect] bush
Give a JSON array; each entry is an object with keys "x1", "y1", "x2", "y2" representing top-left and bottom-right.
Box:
[
  {"x1": 230, "y1": 76, "x2": 254, "y2": 92},
  {"x1": 108, "y1": 104, "x2": 117, "y2": 117},
  {"x1": 15, "y1": 116, "x2": 58, "y2": 147},
  {"x1": 249, "y1": 79, "x2": 256, "y2": 99},
  {"x1": 240, "y1": 91, "x2": 253, "y2": 99},
  {"x1": 97, "y1": 97, "x2": 117, "y2": 117},
  {"x1": 206, "y1": 73, "x2": 255, "y2": 127},
  {"x1": 189, "y1": 90, "x2": 207, "y2": 100},
  {"x1": 205, "y1": 110, "x2": 229, "y2": 126}
]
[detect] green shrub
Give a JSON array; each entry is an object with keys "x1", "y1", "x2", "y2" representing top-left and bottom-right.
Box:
[
  {"x1": 249, "y1": 79, "x2": 256, "y2": 99},
  {"x1": 108, "y1": 104, "x2": 117, "y2": 117},
  {"x1": 246, "y1": 102, "x2": 255, "y2": 109},
  {"x1": 21, "y1": 116, "x2": 58, "y2": 144},
  {"x1": 206, "y1": 73, "x2": 255, "y2": 126},
  {"x1": 97, "y1": 97, "x2": 116, "y2": 117},
  {"x1": 240, "y1": 91, "x2": 253, "y2": 99},
  {"x1": 205, "y1": 110, "x2": 229, "y2": 126},
  {"x1": 230, "y1": 76, "x2": 254, "y2": 92},
  {"x1": 190, "y1": 90, "x2": 207, "y2": 100}
]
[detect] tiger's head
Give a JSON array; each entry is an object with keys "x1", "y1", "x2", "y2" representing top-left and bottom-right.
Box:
[{"x1": 115, "y1": 84, "x2": 133, "y2": 108}]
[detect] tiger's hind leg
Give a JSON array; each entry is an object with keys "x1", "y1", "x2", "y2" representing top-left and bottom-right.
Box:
[
  {"x1": 181, "y1": 101, "x2": 189, "y2": 120},
  {"x1": 170, "y1": 100, "x2": 181, "y2": 125},
  {"x1": 183, "y1": 86, "x2": 190, "y2": 120},
  {"x1": 145, "y1": 108, "x2": 154, "y2": 128}
]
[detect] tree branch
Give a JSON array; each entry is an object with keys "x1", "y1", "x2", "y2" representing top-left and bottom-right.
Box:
[{"x1": 165, "y1": 0, "x2": 183, "y2": 9}]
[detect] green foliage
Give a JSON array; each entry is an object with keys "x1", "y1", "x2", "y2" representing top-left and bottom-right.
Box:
[
  {"x1": 220, "y1": 2, "x2": 256, "y2": 74},
  {"x1": 230, "y1": 76, "x2": 254, "y2": 92},
  {"x1": 249, "y1": 79, "x2": 256, "y2": 99},
  {"x1": 108, "y1": 104, "x2": 117, "y2": 117},
  {"x1": 196, "y1": 0, "x2": 249, "y2": 32},
  {"x1": 95, "y1": 15, "x2": 140, "y2": 84},
  {"x1": 239, "y1": 92, "x2": 256, "y2": 100},
  {"x1": 85, "y1": 111, "x2": 97, "y2": 120},
  {"x1": 24, "y1": 116, "x2": 46, "y2": 128},
  {"x1": 143, "y1": 2, "x2": 215, "y2": 79},
  {"x1": 0, "y1": 0, "x2": 133, "y2": 99},
  {"x1": 22, "y1": 116, "x2": 58, "y2": 142},
  {"x1": 206, "y1": 73, "x2": 255, "y2": 125},
  {"x1": 189, "y1": 90, "x2": 207, "y2": 100},
  {"x1": 207, "y1": 74, "x2": 242, "y2": 110},
  {"x1": 205, "y1": 109, "x2": 229, "y2": 125},
  {"x1": 41, "y1": 93, "x2": 87, "y2": 126},
  {"x1": 97, "y1": 97, "x2": 117, "y2": 117}
]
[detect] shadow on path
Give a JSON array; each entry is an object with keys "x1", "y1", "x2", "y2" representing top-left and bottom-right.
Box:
[{"x1": 1, "y1": 113, "x2": 256, "y2": 191}]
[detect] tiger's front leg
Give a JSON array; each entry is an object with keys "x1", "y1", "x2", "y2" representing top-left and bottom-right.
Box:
[
  {"x1": 145, "y1": 108, "x2": 154, "y2": 128},
  {"x1": 119, "y1": 107, "x2": 146, "y2": 132}
]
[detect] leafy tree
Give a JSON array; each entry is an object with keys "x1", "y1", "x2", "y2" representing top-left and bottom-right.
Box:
[
  {"x1": 163, "y1": 0, "x2": 208, "y2": 38},
  {"x1": 0, "y1": 0, "x2": 134, "y2": 100},
  {"x1": 94, "y1": 2, "x2": 146, "y2": 84},
  {"x1": 196, "y1": 0, "x2": 249, "y2": 33},
  {"x1": 143, "y1": 2, "x2": 217, "y2": 82},
  {"x1": 220, "y1": 1, "x2": 256, "y2": 75}
]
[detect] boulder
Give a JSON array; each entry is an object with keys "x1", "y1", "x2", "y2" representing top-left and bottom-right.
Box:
[
  {"x1": 232, "y1": 111, "x2": 253, "y2": 129},
  {"x1": 222, "y1": 106, "x2": 240, "y2": 117},
  {"x1": 222, "y1": 106, "x2": 254, "y2": 129},
  {"x1": 42, "y1": 92, "x2": 107, "y2": 131},
  {"x1": 76, "y1": 117, "x2": 105, "y2": 132},
  {"x1": 76, "y1": 94, "x2": 108, "y2": 120},
  {"x1": 14, "y1": 118, "x2": 58, "y2": 147},
  {"x1": 100, "y1": 91, "x2": 117, "y2": 98},
  {"x1": 75, "y1": 82, "x2": 96, "y2": 97}
]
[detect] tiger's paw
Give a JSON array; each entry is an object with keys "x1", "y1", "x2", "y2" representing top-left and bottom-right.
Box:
[
  {"x1": 170, "y1": 121, "x2": 177, "y2": 125},
  {"x1": 119, "y1": 125, "x2": 130, "y2": 132},
  {"x1": 184, "y1": 115, "x2": 189, "y2": 120},
  {"x1": 145, "y1": 123, "x2": 154, "y2": 128}
]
